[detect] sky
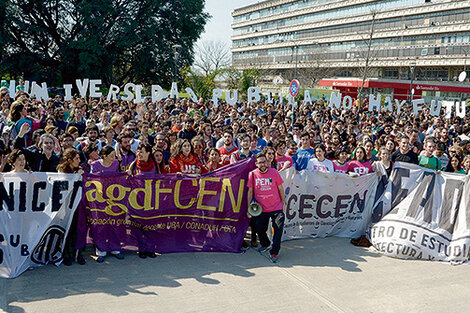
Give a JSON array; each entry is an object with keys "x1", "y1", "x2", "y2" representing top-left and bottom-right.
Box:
[{"x1": 196, "y1": 0, "x2": 257, "y2": 49}]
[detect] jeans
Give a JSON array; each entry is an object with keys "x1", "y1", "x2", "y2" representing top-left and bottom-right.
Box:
[
  {"x1": 255, "y1": 210, "x2": 285, "y2": 255},
  {"x1": 249, "y1": 217, "x2": 257, "y2": 243}
]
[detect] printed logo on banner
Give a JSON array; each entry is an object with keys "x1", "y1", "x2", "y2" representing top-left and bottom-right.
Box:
[
  {"x1": 280, "y1": 168, "x2": 379, "y2": 240},
  {"x1": 31, "y1": 225, "x2": 66, "y2": 265}
]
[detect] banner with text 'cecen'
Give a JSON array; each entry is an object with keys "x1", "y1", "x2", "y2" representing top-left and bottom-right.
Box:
[
  {"x1": 368, "y1": 162, "x2": 470, "y2": 264},
  {"x1": 0, "y1": 173, "x2": 82, "y2": 278},
  {"x1": 78, "y1": 159, "x2": 254, "y2": 253},
  {"x1": 281, "y1": 168, "x2": 380, "y2": 240}
]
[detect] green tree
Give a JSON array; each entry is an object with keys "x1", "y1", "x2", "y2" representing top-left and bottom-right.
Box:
[
  {"x1": 0, "y1": 0, "x2": 209, "y2": 88},
  {"x1": 182, "y1": 40, "x2": 230, "y2": 100},
  {"x1": 238, "y1": 69, "x2": 259, "y2": 99},
  {"x1": 182, "y1": 66, "x2": 218, "y2": 100}
]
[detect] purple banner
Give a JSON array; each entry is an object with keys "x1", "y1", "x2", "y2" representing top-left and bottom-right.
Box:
[{"x1": 78, "y1": 158, "x2": 254, "y2": 253}]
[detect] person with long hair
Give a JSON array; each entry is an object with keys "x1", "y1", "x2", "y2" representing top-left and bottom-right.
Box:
[
  {"x1": 205, "y1": 148, "x2": 223, "y2": 172},
  {"x1": 347, "y1": 146, "x2": 373, "y2": 176},
  {"x1": 132, "y1": 144, "x2": 157, "y2": 175},
  {"x1": 169, "y1": 139, "x2": 205, "y2": 174},
  {"x1": 263, "y1": 146, "x2": 277, "y2": 169},
  {"x1": 152, "y1": 147, "x2": 169, "y2": 174},
  {"x1": 90, "y1": 145, "x2": 124, "y2": 262},
  {"x1": 306, "y1": 144, "x2": 334, "y2": 173},
  {"x1": 445, "y1": 155, "x2": 466, "y2": 174},
  {"x1": 126, "y1": 144, "x2": 158, "y2": 259},
  {"x1": 57, "y1": 148, "x2": 83, "y2": 174},
  {"x1": 373, "y1": 147, "x2": 393, "y2": 178},
  {"x1": 191, "y1": 135, "x2": 208, "y2": 164},
  {"x1": 8, "y1": 149, "x2": 28, "y2": 172},
  {"x1": 8, "y1": 101, "x2": 33, "y2": 143},
  {"x1": 364, "y1": 139, "x2": 378, "y2": 163},
  {"x1": 385, "y1": 137, "x2": 396, "y2": 154},
  {"x1": 57, "y1": 148, "x2": 85, "y2": 266},
  {"x1": 463, "y1": 155, "x2": 470, "y2": 174}
]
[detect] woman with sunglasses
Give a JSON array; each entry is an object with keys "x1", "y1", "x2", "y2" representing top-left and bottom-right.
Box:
[{"x1": 262, "y1": 146, "x2": 277, "y2": 169}]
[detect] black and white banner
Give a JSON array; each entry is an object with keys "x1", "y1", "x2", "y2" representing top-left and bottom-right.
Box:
[
  {"x1": 368, "y1": 162, "x2": 470, "y2": 264},
  {"x1": 0, "y1": 173, "x2": 82, "y2": 278},
  {"x1": 282, "y1": 168, "x2": 380, "y2": 240}
]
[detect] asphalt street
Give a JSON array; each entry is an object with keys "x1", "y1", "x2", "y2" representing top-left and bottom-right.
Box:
[{"x1": 1, "y1": 237, "x2": 469, "y2": 313}]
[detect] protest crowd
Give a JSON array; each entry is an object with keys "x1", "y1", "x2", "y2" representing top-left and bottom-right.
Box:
[{"x1": 1, "y1": 82, "x2": 470, "y2": 265}]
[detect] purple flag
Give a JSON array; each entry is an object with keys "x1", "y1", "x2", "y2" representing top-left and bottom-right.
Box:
[{"x1": 78, "y1": 158, "x2": 254, "y2": 253}]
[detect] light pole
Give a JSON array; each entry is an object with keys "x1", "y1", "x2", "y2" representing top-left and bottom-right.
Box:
[
  {"x1": 458, "y1": 47, "x2": 468, "y2": 82},
  {"x1": 294, "y1": 45, "x2": 299, "y2": 79},
  {"x1": 172, "y1": 44, "x2": 182, "y2": 84},
  {"x1": 409, "y1": 60, "x2": 416, "y2": 102},
  {"x1": 457, "y1": 47, "x2": 468, "y2": 103},
  {"x1": 291, "y1": 45, "x2": 299, "y2": 126}
]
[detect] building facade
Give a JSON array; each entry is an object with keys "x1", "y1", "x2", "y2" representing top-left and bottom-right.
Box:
[{"x1": 231, "y1": 0, "x2": 470, "y2": 100}]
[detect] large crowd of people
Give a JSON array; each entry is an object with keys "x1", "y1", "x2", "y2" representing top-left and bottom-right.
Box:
[{"x1": 1, "y1": 84, "x2": 470, "y2": 264}]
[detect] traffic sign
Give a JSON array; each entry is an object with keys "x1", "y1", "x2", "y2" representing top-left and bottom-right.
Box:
[{"x1": 289, "y1": 80, "x2": 300, "y2": 98}]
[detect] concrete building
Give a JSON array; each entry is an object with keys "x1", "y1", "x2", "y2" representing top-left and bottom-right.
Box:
[{"x1": 231, "y1": 0, "x2": 470, "y2": 100}]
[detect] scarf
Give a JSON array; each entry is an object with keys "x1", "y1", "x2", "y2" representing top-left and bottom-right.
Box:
[{"x1": 136, "y1": 158, "x2": 155, "y2": 172}]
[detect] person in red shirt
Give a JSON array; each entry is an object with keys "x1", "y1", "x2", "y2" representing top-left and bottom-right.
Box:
[
  {"x1": 205, "y1": 148, "x2": 224, "y2": 172},
  {"x1": 218, "y1": 128, "x2": 239, "y2": 166},
  {"x1": 169, "y1": 139, "x2": 206, "y2": 174}
]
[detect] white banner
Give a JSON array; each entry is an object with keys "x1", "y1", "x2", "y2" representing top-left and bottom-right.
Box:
[
  {"x1": 281, "y1": 168, "x2": 380, "y2": 240},
  {"x1": 0, "y1": 173, "x2": 82, "y2": 278},
  {"x1": 367, "y1": 162, "x2": 470, "y2": 264}
]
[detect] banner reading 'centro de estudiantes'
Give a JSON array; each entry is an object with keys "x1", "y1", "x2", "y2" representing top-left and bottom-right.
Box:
[
  {"x1": 0, "y1": 173, "x2": 82, "y2": 278},
  {"x1": 281, "y1": 167, "x2": 380, "y2": 240},
  {"x1": 77, "y1": 158, "x2": 254, "y2": 253},
  {"x1": 368, "y1": 162, "x2": 470, "y2": 264}
]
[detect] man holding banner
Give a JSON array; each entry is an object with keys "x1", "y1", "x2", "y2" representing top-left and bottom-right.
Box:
[{"x1": 247, "y1": 153, "x2": 286, "y2": 263}]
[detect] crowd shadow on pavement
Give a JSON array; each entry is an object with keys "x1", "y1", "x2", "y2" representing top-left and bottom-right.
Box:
[{"x1": 0, "y1": 237, "x2": 380, "y2": 313}]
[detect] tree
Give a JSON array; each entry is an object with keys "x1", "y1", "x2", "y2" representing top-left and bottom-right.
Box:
[
  {"x1": 182, "y1": 66, "x2": 218, "y2": 101},
  {"x1": 238, "y1": 69, "x2": 259, "y2": 99},
  {"x1": 193, "y1": 40, "x2": 231, "y2": 76},
  {"x1": 357, "y1": 10, "x2": 378, "y2": 105},
  {"x1": 0, "y1": 0, "x2": 210, "y2": 88},
  {"x1": 182, "y1": 40, "x2": 232, "y2": 100},
  {"x1": 225, "y1": 67, "x2": 241, "y2": 91}
]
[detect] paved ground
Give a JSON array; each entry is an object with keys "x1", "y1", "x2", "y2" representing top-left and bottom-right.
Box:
[{"x1": 1, "y1": 237, "x2": 470, "y2": 313}]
